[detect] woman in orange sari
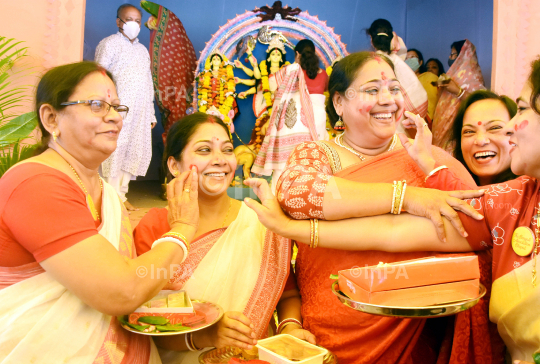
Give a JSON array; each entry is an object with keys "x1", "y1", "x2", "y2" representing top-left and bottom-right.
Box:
[{"x1": 267, "y1": 52, "x2": 490, "y2": 363}]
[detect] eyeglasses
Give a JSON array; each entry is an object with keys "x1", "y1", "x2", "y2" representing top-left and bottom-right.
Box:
[
  {"x1": 60, "y1": 100, "x2": 129, "y2": 119},
  {"x1": 450, "y1": 52, "x2": 458, "y2": 58}
]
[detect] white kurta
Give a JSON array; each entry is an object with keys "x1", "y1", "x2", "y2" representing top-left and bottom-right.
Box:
[{"x1": 95, "y1": 32, "x2": 156, "y2": 178}]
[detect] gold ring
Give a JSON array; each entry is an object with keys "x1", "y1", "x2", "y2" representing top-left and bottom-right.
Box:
[
  {"x1": 184, "y1": 189, "x2": 190, "y2": 193},
  {"x1": 423, "y1": 122, "x2": 428, "y2": 127}
]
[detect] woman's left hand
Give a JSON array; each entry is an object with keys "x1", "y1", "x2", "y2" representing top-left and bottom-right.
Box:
[
  {"x1": 243, "y1": 178, "x2": 292, "y2": 236},
  {"x1": 398, "y1": 111, "x2": 436, "y2": 174},
  {"x1": 438, "y1": 78, "x2": 461, "y2": 95}
]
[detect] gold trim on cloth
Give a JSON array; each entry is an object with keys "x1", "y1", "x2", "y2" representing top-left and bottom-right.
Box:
[{"x1": 316, "y1": 141, "x2": 342, "y2": 174}]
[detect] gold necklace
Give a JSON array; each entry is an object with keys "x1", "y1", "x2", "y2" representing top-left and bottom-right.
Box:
[
  {"x1": 221, "y1": 198, "x2": 233, "y2": 228},
  {"x1": 533, "y1": 203, "x2": 540, "y2": 287},
  {"x1": 335, "y1": 132, "x2": 397, "y2": 160},
  {"x1": 68, "y1": 163, "x2": 103, "y2": 221}
]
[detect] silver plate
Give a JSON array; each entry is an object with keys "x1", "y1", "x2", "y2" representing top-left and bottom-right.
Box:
[
  {"x1": 332, "y1": 281, "x2": 486, "y2": 318},
  {"x1": 119, "y1": 300, "x2": 223, "y2": 336}
]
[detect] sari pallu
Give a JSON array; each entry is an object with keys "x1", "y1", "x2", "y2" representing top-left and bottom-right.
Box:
[
  {"x1": 285, "y1": 144, "x2": 476, "y2": 364},
  {"x1": 0, "y1": 183, "x2": 158, "y2": 364},
  {"x1": 432, "y1": 40, "x2": 485, "y2": 149},
  {"x1": 252, "y1": 63, "x2": 318, "y2": 186},
  {"x1": 148, "y1": 4, "x2": 197, "y2": 139},
  {"x1": 133, "y1": 204, "x2": 291, "y2": 364}
]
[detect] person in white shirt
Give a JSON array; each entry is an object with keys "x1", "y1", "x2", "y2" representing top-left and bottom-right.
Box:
[{"x1": 95, "y1": 4, "x2": 157, "y2": 211}]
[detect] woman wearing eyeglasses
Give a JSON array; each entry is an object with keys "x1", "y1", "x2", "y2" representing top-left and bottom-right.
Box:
[{"x1": 0, "y1": 61, "x2": 198, "y2": 363}]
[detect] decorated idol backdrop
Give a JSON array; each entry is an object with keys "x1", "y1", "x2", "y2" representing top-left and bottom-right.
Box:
[{"x1": 192, "y1": 4, "x2": 348, "y2": 154}]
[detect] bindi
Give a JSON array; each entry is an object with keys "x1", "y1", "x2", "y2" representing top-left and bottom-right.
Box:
[
  {"x1": 107, "y1": 89, "x2": 111, "y2": 98},
  {"x1": 477, "y1": 122, "x2": 482, "y2": 126},
  {"x1": 381, "y1": 72, "x2": 387, "y2": 81}
]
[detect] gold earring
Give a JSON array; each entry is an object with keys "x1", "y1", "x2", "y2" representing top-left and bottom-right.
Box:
[
  {"x1": 334, "y1": 116, "x2": 345, "y2": 131},
  {"x1": 52, "y1": 131, "x2": 57, "y2": 142},
  {"x1": 173, "y1": 171, "x2": 178, "y2": 177}
]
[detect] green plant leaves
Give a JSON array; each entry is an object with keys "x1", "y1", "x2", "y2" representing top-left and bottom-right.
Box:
[
  {"x1": 0, "y1": 111, "x2": 37, "y2": 147},
  {"x1": 0, "y1": 141, "x2": 38, "y2": 177}
]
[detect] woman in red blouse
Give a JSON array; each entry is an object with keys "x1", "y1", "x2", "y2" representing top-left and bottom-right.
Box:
[
  {"x1": 0, "y1": 61, "x2": 198, "y2": 363},
  {"x1": 245, "y1": 56, "x2": 540, "y2": 364}
]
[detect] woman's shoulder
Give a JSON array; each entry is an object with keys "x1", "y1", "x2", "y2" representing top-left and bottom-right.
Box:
[{"x1": 1, "y1": 162, "x2": 75, "y2": 192}]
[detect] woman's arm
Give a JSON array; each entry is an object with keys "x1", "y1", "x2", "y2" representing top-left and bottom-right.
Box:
[
  {"x1": 276, "y1": 288, "x2": 317, "y2": 344},
  {"x1": 245, "y1": 178, "x2": 474, "y2": 250},
  {"x1": 40, "y1": 169, "x2": 199, "y2": 316},
  {"x1": 234, "y1": 60, "x2": 254, "y2": 78},
  {"x1": 234, "y1": 77, "x2": 256, "y2": 87}
]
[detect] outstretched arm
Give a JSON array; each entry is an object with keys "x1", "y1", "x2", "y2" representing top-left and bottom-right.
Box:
[{"x1": 244, "y1": 178, "x2": 474, "y2": 251}]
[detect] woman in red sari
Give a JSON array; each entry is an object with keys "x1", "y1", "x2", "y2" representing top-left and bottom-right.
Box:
[
  {"x1": 263, "y1": 52, "x2": 487, "y2": 363},
  {"x1": 245, "y1": 56, "x2": 540, "y2": 364}
]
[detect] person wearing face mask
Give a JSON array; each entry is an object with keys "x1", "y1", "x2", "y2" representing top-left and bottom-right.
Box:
[
  {"x1": 95, "y1": 4, "x2": 157, "y2": 211},
  {"x1": 431, "y1": 40, "x2": 485, "y2": 150},
  {"x1": 407, "y1": 48, "x2": 440, "y2": 121}
]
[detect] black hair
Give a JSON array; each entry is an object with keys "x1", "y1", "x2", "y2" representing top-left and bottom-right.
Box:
[
  {"x1": 34, "y1": 61, "x2": 115, "y2": 154},
  {"x1": 295, "y1": 39, "x2": 319, "y2": 80},
  {"x1": 265, "y1": 47, "x2": 285, "y2": 69},
  {"x1": 528, "y1": 56, "x2": 540, "y2": 115},
  {"x1": 163, "y1": 112, "x2": 231, "y2": 178},
  {"x1": 451, "y1": 90, "x2": 518, "y2": 185},
  {"x1": 366, "y1": 19, "x2": 393, "y2": 54},
  {"x1": 451, "y1": 40, "x2": 466, "y2": 57},
  {"x1": 117, "y1": 4, "x2": 142, "y2": 19},
  {"x1": 425, "y1": 58, "x2": 445, "y2": 76},
  {"x1": 326, "y1": 51, "x2": 394, "y2": 127},
  {"x1": 407, "y1": 48, "x2": 426, "y2": 73}
]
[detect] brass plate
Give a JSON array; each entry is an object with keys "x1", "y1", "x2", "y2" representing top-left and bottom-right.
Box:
[{"x1": 331, "y1": 281, "x2": 486, "y2": 318}]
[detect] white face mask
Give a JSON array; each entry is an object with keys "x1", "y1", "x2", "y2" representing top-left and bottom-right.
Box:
[{"x1": 120, "y1": 20, "x2": 140, "y2": 40}]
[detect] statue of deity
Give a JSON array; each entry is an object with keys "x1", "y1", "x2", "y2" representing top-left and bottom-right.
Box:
[
  {"x1": 197, "y1": 52, "x2": 237, "y2": 131},
  {"x1": 234, "y1": 37, "x2": 290, "y2": 154}
]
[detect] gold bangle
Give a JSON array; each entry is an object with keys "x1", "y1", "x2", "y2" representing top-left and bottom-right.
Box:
[
  {"x1": 162, "y1": 231, "x2": 190, "y2": 248},
  {"x1": 398, "y1": 181, "x2": 407, "y2": 214},
  {"x1": 309, "y1": 219, "x2": 314, "y2": 248},
  {"x1": 424, "y1": 165, "x2": 448, "y2": 182},
  {"x1": 392, "y1": 181, "x2": 403, "y2": 214},
  {"x1": 313, "y1": 219, "x2": 319, "y2": 248},
  {"x1": 391, "y1": 181, "x2": 397, "y2": 214}
]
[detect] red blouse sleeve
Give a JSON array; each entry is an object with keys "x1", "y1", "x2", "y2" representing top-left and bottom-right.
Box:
[
  {"x1": 276, "y1": 142, "x2": 333, "y2": 220},
  {"x1": 132, "y1": 208, "x2": 170, "y2": 256},
  {"x1": 426, "y1": 146, "x2": 477, "y2": 191},
  {"x1": 2, "y1": 172, "x2": 98, "y2": 263}
]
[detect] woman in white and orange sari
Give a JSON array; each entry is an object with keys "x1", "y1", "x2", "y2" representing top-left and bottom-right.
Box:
[
  {"x1": 0, "y1": 61, "x2": 199, "y2": 363},
  {"x1": 133, "y1": 112, "x2": 292, "y2": 363}
]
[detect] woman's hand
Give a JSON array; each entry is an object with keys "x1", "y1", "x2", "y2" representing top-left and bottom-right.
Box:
[
  {"x1": 280, "y1": 325, "x2": 317, "y2": 345},
  {"x1": 398, "y1": 111, "x2": 436, "y2": 174},
  {"x1": 438, "y1": 78, "x2": 461, "y2": 95},
  {"x1": 166, "y1": 166, "x2": 199, "y2": 232},
  {"x1": 234, "y1": 60, "x2": 243, "y2": 68},
  {"x1": 402, "y1": 186, "x2": 484, "y2": 242},
  {"x1": 238, "y1": 91, "x2": 247, "y2": 99},
  {"x1": 204, "y1": 311, "x2": 257, "y2": 350},
  {"x1": 243, "y1": 178, "x2": 292, "y2": 236}
]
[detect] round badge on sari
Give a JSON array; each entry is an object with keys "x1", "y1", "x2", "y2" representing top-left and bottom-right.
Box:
[{"x1": 511, "y1": 226, "x2": 535, "y2": 256}]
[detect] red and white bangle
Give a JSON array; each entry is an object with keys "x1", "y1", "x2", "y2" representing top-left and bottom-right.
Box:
[
  {"x1": 152, "y1": 232, "x2": 190, "y2": 263},
  {"x1": 424, "y1": 165, "x2": 448, "y2": 182},
  {"x1": 277, "y1": 318, "x2": 303, "y2": 334}
]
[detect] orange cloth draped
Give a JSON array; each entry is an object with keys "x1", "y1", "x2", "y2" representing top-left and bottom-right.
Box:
[
  {"x1": 432, "y1": 40, "x2": 485, "y2": 149},
  {"x1": 288, "y1": 146, "x2": 477, "y2": 363}
]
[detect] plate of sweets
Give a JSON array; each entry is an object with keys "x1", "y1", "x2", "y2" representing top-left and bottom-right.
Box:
[
  {"x1": 119, "y1": 290, "x2": 223, "y2": 336},
  {"x1": 332, "y1": 255, "x2": 486, "y2": 318},
  {"x1": 199, "y1": 335, "x2": 337, "y2": 364}
]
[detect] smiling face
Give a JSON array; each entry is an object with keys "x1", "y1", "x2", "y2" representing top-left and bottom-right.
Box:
[
  {"x1": 333, "y1": 59, "x2": 404, "y2": 146},
  {"x1": 460, "y1": 99, "x2": 512, "y2": 185},
  {"x1": 506, "y1": 83, "x2": 540, "y2": 177},
  {"x1": 55, "y1": 71, "x2": 122, "y2": 162},
  {"x1": 170, "y1": 122, "x2": 236, "y2": 197},
  {"x1": 427, "y1": 60, "x2": 440, "y2": 76}
]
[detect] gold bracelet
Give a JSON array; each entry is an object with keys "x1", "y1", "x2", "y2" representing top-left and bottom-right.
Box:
[
  {"x1": 391, "y1": 181, "x2": 397, "y2": 214},
  {"x1": 398, "y1": 181, "x2": 407, "y2": 214},
  {"x1": 392, "y1": 181, "x2": 403, "y2": 214},
  {"x1": 313, "y1": 219, "x2": 319, "y2": 248},
  {"x1": 309, "y1": 219, "x2": 314, "y2": 248}
]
